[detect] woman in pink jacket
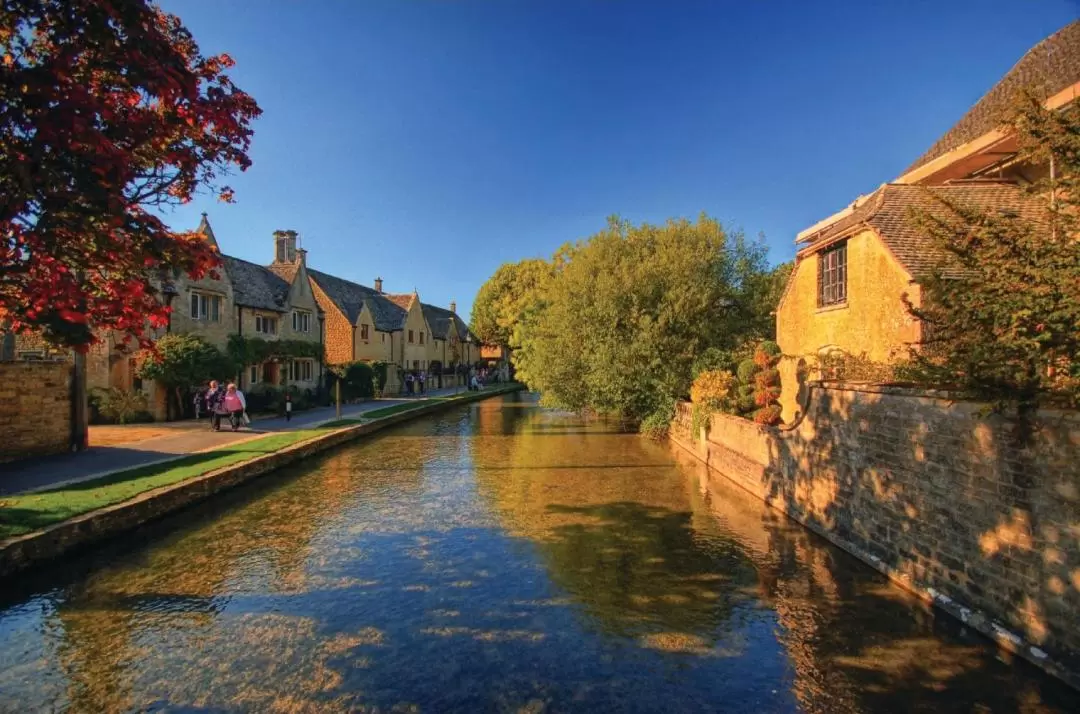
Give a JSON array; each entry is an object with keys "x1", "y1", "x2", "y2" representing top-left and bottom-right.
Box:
[{"x1": 223, "y1": 383, "x2": 247, "y2": 431}]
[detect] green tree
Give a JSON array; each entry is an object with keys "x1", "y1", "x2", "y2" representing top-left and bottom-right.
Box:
[
  {"x1": 512, "y1": 214, "x2": 775, "y2": 424},
  {"x1": 136, "y1": 333, "x2": 235, "y2": 418},
  {"x1": 906, "y1": 91, "x2": 1080, "y2": 410},
  {"x1": 470, "y1": 258, "x2": 552, "y2": 348}
]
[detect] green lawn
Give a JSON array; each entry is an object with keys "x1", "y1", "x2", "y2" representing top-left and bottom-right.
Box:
[
  {"x1": 0, "y1": 429, "x2": 327, "y2": 540},
  {"x1": 0, "y1": 384, "x2": 522, "y2": 541}
]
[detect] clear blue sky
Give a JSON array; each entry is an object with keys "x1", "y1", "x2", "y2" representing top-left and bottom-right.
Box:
[{"x1": 159, "y1": 0, "x2": 1078, "y2": 321}]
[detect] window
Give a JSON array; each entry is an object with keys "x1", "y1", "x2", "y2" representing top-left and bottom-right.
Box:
[
  {"x1": 255, "y1": 315, "x2": 278, "y2": 335},
  {"x1": 190, "y1": 292, "x2": 221, "y2": 322},
  {"x1": 419, "y1": 331, "x2": 425, "y2": 345},
  {"x1": 249, "y1": 365, "x2": 259, "y2": 384},
  {"x1": 408, "y1": 329, "x2": 414, "y2": 343},
  {"x1": 292, "y1": 310, "x2": 311, "y2": 333},
  {"x1": 129, "y1": 358, "x2": 142, "y2": 392},
  {"x1": 818, "y1": 241, "x2": 847, "y2": 307},
  {"x1": 360, "y1": 324, "x2": 370, "y2": 340},
  {"x1": 381, "y1": 333, "x2": 385, "y2": 342},
  {"x1": 287, "y1": 359, "x2": 314, "y2": 382}
]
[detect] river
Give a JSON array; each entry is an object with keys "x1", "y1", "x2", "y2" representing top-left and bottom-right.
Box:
[{"x1": 1, "y1": 392, "x2": 1077, "y2": 713}]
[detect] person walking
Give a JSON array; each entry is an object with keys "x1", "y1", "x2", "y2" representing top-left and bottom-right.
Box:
[
  {"x1": 405, "y1": 371, "x2": 414, "y2": 395},
  {"x1": 419, "y1": 370, "x2": 426, "y2": 394},
  {"x1": 224, "y1": 383, "x2": 247, "y2": 431},
  {"x1": 205, "y1": 380, "x2": 226, "y2": 431}
]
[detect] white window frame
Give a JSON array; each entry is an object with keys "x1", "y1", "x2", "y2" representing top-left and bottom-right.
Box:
[
  {"x1": 292, "y1": 310, "x2": 311, "y2": 333},
  {"x1": 190, "y1": 292, "x2": 221, "y2": 322},
  {"x1": 255, "y1": 315, "x2": 278, "y2": 335}
]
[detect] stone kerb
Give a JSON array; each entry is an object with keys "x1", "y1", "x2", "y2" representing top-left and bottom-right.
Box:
[{"x1": 0, "y1": 385, "x2": 523, "y2": 579}]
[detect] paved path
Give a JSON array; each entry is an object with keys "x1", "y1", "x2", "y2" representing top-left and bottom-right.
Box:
[{"x1": 0, "y1": 385, "x2": 469, "y2": 496}]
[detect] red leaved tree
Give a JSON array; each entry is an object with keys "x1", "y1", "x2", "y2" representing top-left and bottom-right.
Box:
[{"x1": 0, "y1": 0, "x2": 261, "y2": 349}]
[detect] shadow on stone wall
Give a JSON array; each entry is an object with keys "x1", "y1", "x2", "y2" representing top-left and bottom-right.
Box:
[{"x1": 671, "y1": 383, "x2": 1080, "y2": 689}]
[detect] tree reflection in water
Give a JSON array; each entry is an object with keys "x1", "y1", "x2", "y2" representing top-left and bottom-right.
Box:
[{"x1": 0, "y1": 393, "x2": 1076, "y2": 713}]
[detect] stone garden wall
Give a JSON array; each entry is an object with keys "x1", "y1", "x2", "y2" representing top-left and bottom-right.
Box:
[
  {"x1": 0, "y1": 361, "x2": 73, "y2": 464},
  {"x1": 670, "y1": 382, "x2": 1080, "y2": 688}
]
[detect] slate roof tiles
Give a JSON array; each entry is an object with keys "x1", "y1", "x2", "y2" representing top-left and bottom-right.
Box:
[{"x1": 222, "y1": 256, "x2": 292, "y2": 312}]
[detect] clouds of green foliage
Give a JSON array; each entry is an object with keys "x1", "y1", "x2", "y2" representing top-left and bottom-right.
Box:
[{"x1": 500, "y1": 214, "x2": 782, "y2": 422}]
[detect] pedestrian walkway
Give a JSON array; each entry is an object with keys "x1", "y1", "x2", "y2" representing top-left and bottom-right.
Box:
[{"x1": 0, "y1": 385, "x2": 468, "y2": 496}]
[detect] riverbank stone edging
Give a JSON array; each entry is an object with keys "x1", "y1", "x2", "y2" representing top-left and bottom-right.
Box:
[
  {"x1": 668, "y1": 387, "x2": 1080, "y2": 692},
  {"x1": 0, "y1": 385, "x2": 523, "y2": 579}
]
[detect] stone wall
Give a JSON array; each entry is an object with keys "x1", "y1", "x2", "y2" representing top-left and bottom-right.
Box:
[
  {"x1": 670, "y1": 383, "x2": 1080, "y2": 688},
  {"x1": 0, "y1": 361, "x2": 73, "y2": 463}
]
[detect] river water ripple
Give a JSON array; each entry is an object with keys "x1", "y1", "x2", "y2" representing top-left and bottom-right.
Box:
[{"x1": 1, "y1": 393, "x2": 1077, "y2": 713}]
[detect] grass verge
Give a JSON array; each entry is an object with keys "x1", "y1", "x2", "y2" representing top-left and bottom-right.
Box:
[
  {"x1": 0, "y1": 384, "x2": 521, "y2": 541},
  {"x1": 0, "y1": 429, "x2": 327, "y2": 540}
]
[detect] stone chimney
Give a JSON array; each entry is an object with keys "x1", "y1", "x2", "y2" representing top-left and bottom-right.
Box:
[
  {"x1": 296, "y1": 248, "x2": 307, "y2": 267},
  {"x1": 273, "y1": 230, "x2": 298, "y2": 264},
  {"x1": 374, "y1": 277, "x2": 383, "y2": 293},
  {"x1": 449, "y1": 300, "x2": 457, "y2": 314}
]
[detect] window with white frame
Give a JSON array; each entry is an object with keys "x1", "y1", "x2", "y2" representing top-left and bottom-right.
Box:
[
  {"x1": 292, "y1": 310, "x2": 311, "y2": 333},
  {"x1": 190, "y1": 292, "x2": 221, "y2": 322},
  {"x1": 288, "y1": 359, "x2": 314, "y2": 382},
  {"x1": 255, "y1": 315, "x2": 278, "y2": 335}
]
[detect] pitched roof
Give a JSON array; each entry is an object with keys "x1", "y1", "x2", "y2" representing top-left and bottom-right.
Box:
[
  {"x1": 421, "y1": 303, "x2": 456, "y2": 340},
  {"x1": 906, "y1": 21, "x2": 1080, "y2": 174},
  {"x1": 385, "y1": 293, "x2": 416, "y2": 311},
  {"x1": 307, "y1": 269, "x2": 406, "y2": 331},
  {"x1": 222, "y1": 256, "x2": 292, "y2": 312},
  {"x1": 800, "y1": 182, "x2": 1049, "y2": 278},
  {"x1": 267, "y1": 261, "x2": 299, "y2": 284}
]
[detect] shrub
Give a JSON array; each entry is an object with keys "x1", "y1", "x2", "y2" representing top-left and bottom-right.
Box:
[
  {"x1": 688, "y1": 369, "x2": 737, "y2": 440},
  {"x1": 639, "y1": 396, "x2": 676, "y2": 440},
  {"x1": 736, "y1": 359, "x2": 757, "y2": 385},
  {"x1": 91, "y1": 388, "x2": 152, "y2": 424},
  {"x1": 690, "y1": 370, "x2": 737, "y2": 411},
  {"x1": 331, "y1": 361, "x2": 376, "y2": 401},
  {"x1": 749, "y1": 343, "x2": 782, "y2": 425}
]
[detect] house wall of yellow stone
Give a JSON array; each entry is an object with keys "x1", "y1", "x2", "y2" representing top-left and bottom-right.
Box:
[
  {"x1": 776, "y1": 228, "x2": 922, "y2": 422},
  {"x1": 400, "y1": 302, "x2": 431, "y2": 371},
  {"x1": 169, "y1": 271, "x2": 237, "y2": 350},
  {"x1": 352, "y1": 306, "x2": 393, "y2": 364}
]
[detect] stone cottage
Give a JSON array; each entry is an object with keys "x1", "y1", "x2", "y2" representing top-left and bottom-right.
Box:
[{"x1": 775, "y1": 20, "x2": 1079, "y2": 422}]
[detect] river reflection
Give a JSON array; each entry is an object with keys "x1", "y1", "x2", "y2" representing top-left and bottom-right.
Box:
[{"x1": 0, "y1": 393, "x2": 1077, "y2": 713}]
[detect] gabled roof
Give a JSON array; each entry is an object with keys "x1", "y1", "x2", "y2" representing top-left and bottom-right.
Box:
[
  {"x1": 906, "y1": 21, "x2": 1080, "y2": 174},
  {"x1": 267, "y1": 261, "x2": 299, "y2": 284},
  {"x1": 307, "y1": 269, "x2": 406, "y2": 331},
  {"x1": 222, "y1": 256, "x2": 291, "y2": 312},
  {"x1": 386, "y1": 293, "x2": 416, "y2": 311},
  {"x1": 196, "y1": 213, "x2": 220, "y2": 251},
  {"x1": 421, "y1": 303, "x2": 456, "y2": 340},
  {"x1": 799, "y1": 182, "x2": 1049, "y2": 278}
]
